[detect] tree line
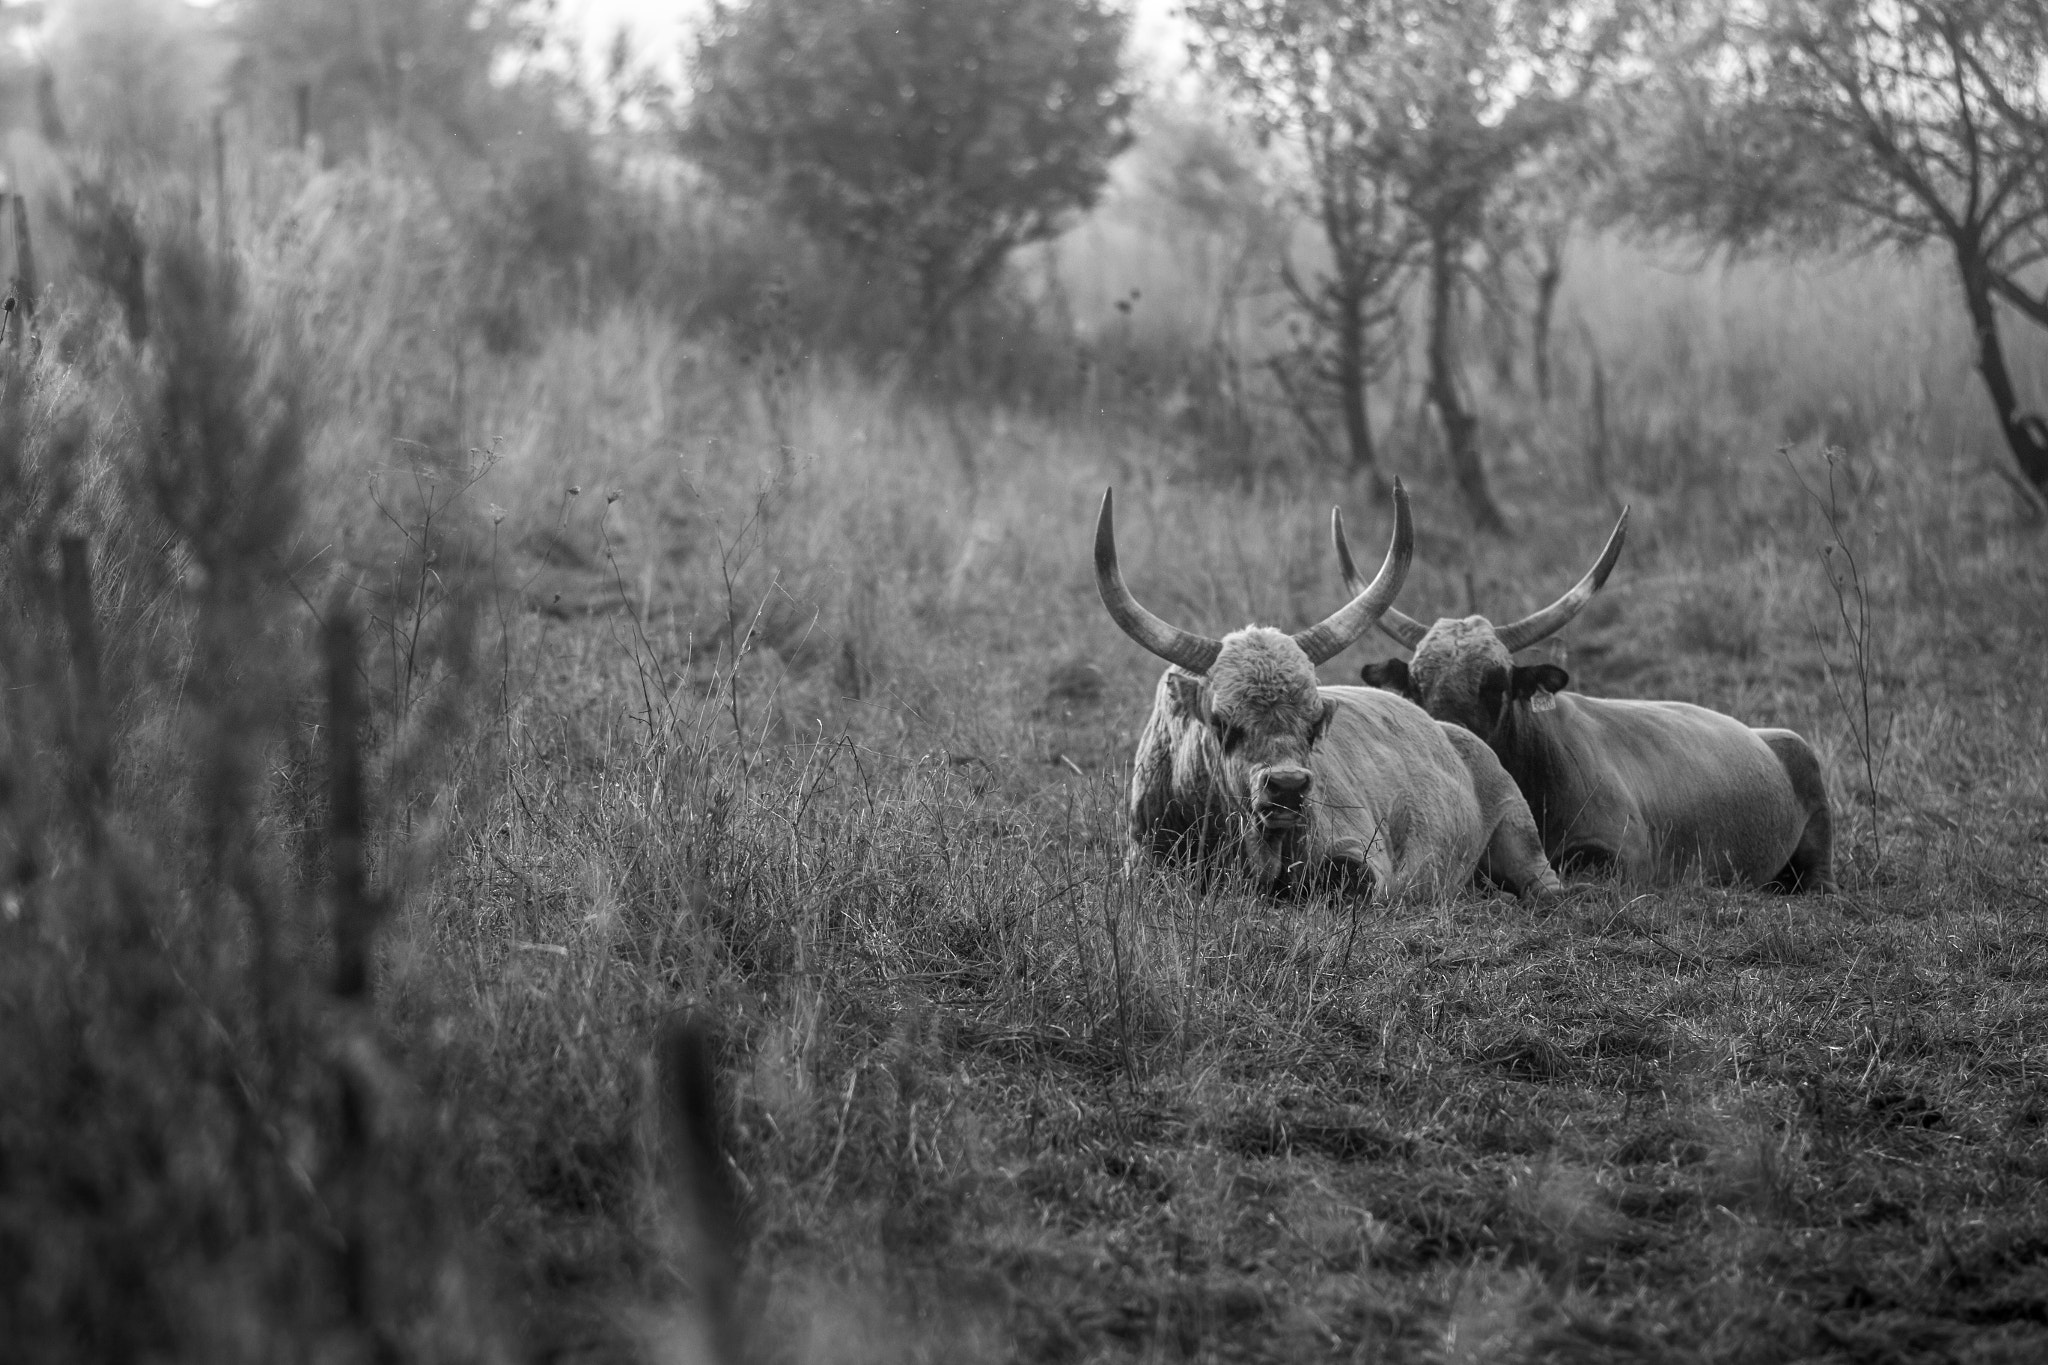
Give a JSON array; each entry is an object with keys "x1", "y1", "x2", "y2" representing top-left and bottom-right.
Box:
[
  {"x1": 29, "y1": 0, "x2": 2048, "y2": 522},
  {"x1": 685, "y1": 0, "x2": 2048, "y2": 524}
]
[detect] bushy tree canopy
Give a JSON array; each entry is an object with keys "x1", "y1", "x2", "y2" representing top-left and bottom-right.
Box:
[
  {"x1": 47, "y1": 0, "x2": 230, "y2": 166},
  {"x1": 232, "y1": 0, "x2": 530, "y2": 161},
  {"x1": 686, "y1": 0, "x2": 1134, "y2": 342}
]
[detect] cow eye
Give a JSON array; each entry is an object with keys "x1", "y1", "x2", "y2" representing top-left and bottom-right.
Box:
[{"x1": 1212, "y1": 720, "x2": 1244, "y2": 753}]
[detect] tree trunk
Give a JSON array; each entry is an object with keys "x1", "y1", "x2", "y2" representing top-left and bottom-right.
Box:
[
  {"x1": 1426, "y1": 232, "x2": 1509, "y2": 535},
  {"x1": 1956, "y1": 238, "x2": 2048, "y2": 495},
  {"x1": 9, "y1": 193, "x2": 37, "y2": 347},
  {"x1": 1314, "y1": 163, "x2": 1390, "y2": 498},
  {"x1": 1531, "y1": 242, "x2": 1563, "y2": 405},
  {"x1": 1481, "y1": 248, "x2": 1515, "y2": 391},
  {"x1": 1267, "y1": 354, "x2": 1340, "y2": 467},
  {"x1": 1583, "y1": 323, "x2": 1611, "y2": 496},
  {"x1": 37, "y1": 70, "x2": 65, "y2": 145},
  {"x1": 212, "y1": 111, "x2": 230, "y2": 260},
  {"x1": 1334, "y1": 286, "x2": 1389, "y2": 496}
]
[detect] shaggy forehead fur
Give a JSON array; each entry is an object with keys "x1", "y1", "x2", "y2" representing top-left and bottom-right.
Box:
[
  {"x1": 1207, "y1": 627, "x2": 1322, "y2": 730},
  {"x1": 1409, "y1": 617, "x2": 1511, "y2": 706}
]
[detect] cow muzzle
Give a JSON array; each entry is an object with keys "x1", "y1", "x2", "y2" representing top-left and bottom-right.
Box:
[{"x1": 1252, "y1": 767, "x2": 1312, "y2": 833}]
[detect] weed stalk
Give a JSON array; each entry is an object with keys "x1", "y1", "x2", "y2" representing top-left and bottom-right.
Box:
[{"x1": 1789, "y1": 445, "x2": 1892, "y2": 874}]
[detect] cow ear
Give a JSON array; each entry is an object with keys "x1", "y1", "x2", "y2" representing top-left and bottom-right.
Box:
[
  {"x1": 1510, "y1": 664, "x2": 1570, "y2": 700},
  {"x1": 1313, "y1": 696, "x2": 1338, "y2": 742},
  {"x1": 1166, "y1": 669, "x2": 1206, "y2": 718},
  {"x1": 1358, "y1": 658, "x2": 1413, "y2": 697}
]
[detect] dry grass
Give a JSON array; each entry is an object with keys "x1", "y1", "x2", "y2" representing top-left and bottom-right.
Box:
[
  {"x1": 7, "y1": 149, "x2": 2048, "y2": 1365},
  {"x1": 390, "y1": 228, "x2": 2048, "y2": 1360}
]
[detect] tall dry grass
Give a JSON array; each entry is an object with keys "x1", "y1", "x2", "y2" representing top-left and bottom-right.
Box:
[
  {"x1": 0, "y1": 221, "x2": 520, "y2": 1359},
  {"x1": 6, "y1": 118, "x2": 2048, "y2": 1362},
  {"x1": 361, "y1": 186, "x2": 2047, "y2": 1357}
]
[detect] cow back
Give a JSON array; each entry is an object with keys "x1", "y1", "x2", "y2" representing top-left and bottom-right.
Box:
[{"x1": 1516, "y1": 694, "x2": 1806, "y2": 883}]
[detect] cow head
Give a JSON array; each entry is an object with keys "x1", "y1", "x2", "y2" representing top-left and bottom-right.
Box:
[
  {"x1": 1097, "y1": 482, "x2": 1412, "y2": 838},
  {"x1": 1338, "y1": 507, "x2": 1627, "y2": 739}
]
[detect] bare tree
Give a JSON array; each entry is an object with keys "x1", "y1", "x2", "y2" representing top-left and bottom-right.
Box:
[
  {"x1": 236, "y1": 0, "x2": 527, "y2": 161},
  {"x1": 1497, "y1": 125, "x2": 1615, "y2": 404},
  {"x1": 1369, "y1": 0, "x2": 1602, "y2": 533},
  {"x1": 1188, "y1": 0, "x2": 1417, "y2": 491},
  {"x1": 1194, "y1": 0, "x2": 1620, "y2": 527},
  {"x1": 1632, "y1": 1, "x2": 2048, "y2": 496}
]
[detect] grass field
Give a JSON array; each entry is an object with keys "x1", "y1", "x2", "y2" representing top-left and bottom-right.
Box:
[{"x1": 8, "y1": 154, "x2": 2048, "y2": 1363}]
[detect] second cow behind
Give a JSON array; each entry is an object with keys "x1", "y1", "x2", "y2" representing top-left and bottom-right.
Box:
[{"x1": 1335, "y1": 507, "x2": 1835, "y2": 892}]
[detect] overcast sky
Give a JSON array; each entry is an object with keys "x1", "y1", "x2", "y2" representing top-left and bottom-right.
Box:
[
  {"x1": 566, "y1": 0, "x2": 1191, "y2": 84},
  {"x1": 568, "y1": 0, "x2": 694, "y2": 71}
]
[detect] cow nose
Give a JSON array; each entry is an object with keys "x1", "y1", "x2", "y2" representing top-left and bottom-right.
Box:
[{"x1": 1262, "y1": 768, "x2": 1312, "y2": 806}]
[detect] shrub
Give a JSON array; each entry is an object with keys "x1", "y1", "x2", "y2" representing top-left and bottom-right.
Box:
[{"x1": 686, "y1": 0, "x2": 1135, "y2": 349}]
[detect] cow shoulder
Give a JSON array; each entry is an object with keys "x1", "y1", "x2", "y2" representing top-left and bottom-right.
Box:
[
  {"x1": 1435, "y1": 720, "x2": 1562, "y2": 898},
  {"x1": 1435, "y1": 721, "x2": 1520, "y2": 812},
  {"x1": 1318, "y1": 684, "x2": 1464, "y2": 766},
  {"x1": 1320, "y1": 682, "x2": 1435, "y2": 728}
]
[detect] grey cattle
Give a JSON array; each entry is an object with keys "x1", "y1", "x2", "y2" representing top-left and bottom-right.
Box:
[
  {"x1": 1100, "y1": 483, "x2": 1562, "y2": 903},
  {"x1": 1337, "y1": 510, "x2": 1836, "y2": 892}
]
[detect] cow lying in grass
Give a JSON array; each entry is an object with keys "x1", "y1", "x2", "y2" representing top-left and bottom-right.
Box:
[
  {"x1": 1335, "y1": 508, "x2": 1836, "y2": 892},
  {"x1": 1099, "y1": 483, "x2": 1562, "y2": 903}
]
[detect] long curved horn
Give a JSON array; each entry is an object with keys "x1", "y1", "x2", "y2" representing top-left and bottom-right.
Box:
[
  {"x1": 1293, "y1": 478, "x2": 1413, "y2": 665},
  {"x1": 1494, "y1": 506, "x2": 1630, "y2": 653},
  {"x1": 1333, "y1": 500, "x2": 1430, "y2": 649},
  {"x1": 1094, "y1": 488, "x2": 1223, "y2": 674}
]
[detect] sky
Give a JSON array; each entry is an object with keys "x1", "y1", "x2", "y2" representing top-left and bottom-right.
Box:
[
  {"x1": 566, "y1": 0, "x2": 1192, "y2": 85},
  {"x1": 568, "y1": 0, "x2": 695, "y2": 73}
]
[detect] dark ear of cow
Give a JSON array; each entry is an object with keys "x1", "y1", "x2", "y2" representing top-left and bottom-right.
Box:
[
  {"x1": 1510, "y1": 663, "x2": 1570, "y2": 701},
  {"x1": 1358, "y1": 658, "x2": 1413, "y2": 697},
  {"x1": 1312, "y1": 696, "x2": 1338, "y2": 743},
  {"x1": 1166, "y1": 670, "x2": 1209, "y2": 722}
]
